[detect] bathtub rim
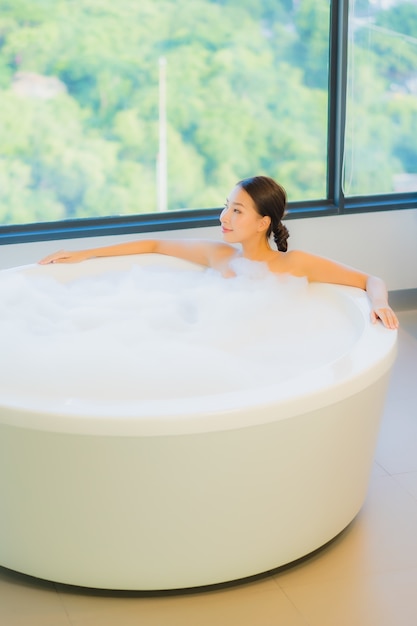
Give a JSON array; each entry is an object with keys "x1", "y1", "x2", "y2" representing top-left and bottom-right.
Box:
[{"x1": 0, "y1": 258, "x2": 397, "y2": 437}]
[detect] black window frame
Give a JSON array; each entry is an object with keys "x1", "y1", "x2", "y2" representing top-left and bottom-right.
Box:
[{"x1": 1, "y1": 0, "x2": 416, "y2": 247}]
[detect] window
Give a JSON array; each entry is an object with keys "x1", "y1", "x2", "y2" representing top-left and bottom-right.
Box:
[
  {"x1": 0, "y1": 0, "x2": 416, "y2": 242},
  {"x1": 344, "y1": 0, "x2": 417, "y2": 196},
  {"x1": 0, "y1": 0, "x2": 330, "y2": 227}
]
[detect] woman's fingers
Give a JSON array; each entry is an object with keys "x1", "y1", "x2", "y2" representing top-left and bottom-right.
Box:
[
  {"x1": 38, "y1": 250, "x2": 65, "y2": 264},
  {"x1": 38, "y1": 250, "x2": 81, "y2": 264},
  {"x1": 372, "y1": 307, "x2": 399, "y2": 330}
]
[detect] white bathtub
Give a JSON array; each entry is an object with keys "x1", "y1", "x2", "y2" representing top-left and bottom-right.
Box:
[{"x1": 0, "y1": 255, "x2": 397, "y2": 590}]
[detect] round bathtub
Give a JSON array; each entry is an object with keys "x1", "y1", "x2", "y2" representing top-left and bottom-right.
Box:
[{"x1": 0, "y1": 254, "x2": 397, "y2": 590}]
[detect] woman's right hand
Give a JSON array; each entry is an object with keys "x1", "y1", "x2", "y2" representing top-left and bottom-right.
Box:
[{"x1": 38, "y1": 249, "x2": 91, "y2": 265}]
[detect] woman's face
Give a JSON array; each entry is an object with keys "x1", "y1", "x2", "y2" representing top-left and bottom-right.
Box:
[{"x1": 220, "y1": 185, "x2": 268, "y2": 244}]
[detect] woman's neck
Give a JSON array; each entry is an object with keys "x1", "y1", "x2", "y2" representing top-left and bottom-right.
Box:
[{"x1": 240, "y1": 239, "x2": 277, "y2": 262}]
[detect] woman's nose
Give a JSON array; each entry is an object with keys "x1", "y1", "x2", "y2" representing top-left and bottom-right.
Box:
[{"x1": 220, "y1": 207, "x2": 229, "y2": 223}]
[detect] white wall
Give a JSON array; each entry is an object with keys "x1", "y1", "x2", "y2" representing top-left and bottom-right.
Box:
[
  {"x1": 288, "y1": 208, "x2": 417, "y2": 291},
  {"x1": 1, "y1": 208, "x2": 416, "y2": 291}
]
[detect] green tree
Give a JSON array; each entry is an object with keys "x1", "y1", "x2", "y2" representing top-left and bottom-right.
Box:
[
  {"x1": 0, "y1": 0, "x2": 333, "y2": 223},
  {"x1": 343, "y1": 59, "x2": 401, "y2": 195},
  {"x1": 355, "y1": 2, "x2": 417, "y2": 84},
  {"x1": 292, "y1": 0, "x2": 330, "y2": 90}
]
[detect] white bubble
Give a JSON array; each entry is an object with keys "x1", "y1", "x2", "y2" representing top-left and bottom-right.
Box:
[{"x1": 0, "y1": 260, "x2": 357, "y2": 404}]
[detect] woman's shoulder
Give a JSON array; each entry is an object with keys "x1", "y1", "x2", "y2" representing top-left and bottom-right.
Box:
[
  {"x1": 270, "y1": 249, "x2": 311, "y2": 275},
  {"x1": 206, "y1": 241, "x2": 239, "y2": 270}
]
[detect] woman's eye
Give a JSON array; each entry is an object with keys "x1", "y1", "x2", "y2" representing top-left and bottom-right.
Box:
[{"x1": 233, "y1": 208, "x2": 241, "y2": 213}]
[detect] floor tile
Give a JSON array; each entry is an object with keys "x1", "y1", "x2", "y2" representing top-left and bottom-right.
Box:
[
  {"x1": 396, "y1": 310, "x2": 417, "y2": 341},
  {"x1": 56, "y1": 577, "x2": 308, "y2": 626},
  {"x1": 371, "y1": 461, "x2": 390, "y2": 477},
  {"x1": 0, "y1": 567, "x2": 71, "y2": 626},
  {"x1": 274, "y1": 473, "x2": 417, "y2": 589},
  {"x1": 374, "y1": 318, "x2": 417, "y2": 474},
  {"x1": 393, "y1": 471, "x2": 417, "y2": 502},
  {"x1": 278, "y1": 567, "x2": 417, "y2": 626}
]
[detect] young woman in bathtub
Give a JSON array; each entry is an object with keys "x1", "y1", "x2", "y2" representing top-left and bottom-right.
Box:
[{"x1": 39, "y1": 175, "x2": 399, "y2": 330}]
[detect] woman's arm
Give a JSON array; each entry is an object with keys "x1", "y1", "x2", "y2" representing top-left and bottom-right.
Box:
[
  {"x1": 38, "y1": 238, "x2": 235, "y2": 269},
  {"x1": 285, "y1": 250, "x2": 399, "y2": 329}
]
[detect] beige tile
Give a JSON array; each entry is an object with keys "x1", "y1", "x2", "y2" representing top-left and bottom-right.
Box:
[
  {"x1": 56, "y1": 576, "x2": 308, "y2": 626},
  {"x1": 396, "y1": 310, "x2": 417, "y2": 341},
  {"x1": 274, "y1": 473, "x2": 417, "y2": 589},
  {"x1": 371, "y1": 461, "x2": 390, "y2": 477},
  {"x1": 375, "y1": 325, "x2": 417, "y2": 474},
  {"x1": 383, "y1": 327, "x2": 417, "y2": 400},
  {"x1": 376, "y1": 414, "x2": 417, "y2": 474},
  {"x1": 0, "y1": 567, "x2": 71, "y2": 626},
  {"x1": 278, "y1": 567, "x2": 417, "y2": 626},
  {"x1": 393, "y1": 471, "x2": 417, "y2": 502},
  {"x1": 0, "y1": 616, "x2": 71, "y2": 626}
]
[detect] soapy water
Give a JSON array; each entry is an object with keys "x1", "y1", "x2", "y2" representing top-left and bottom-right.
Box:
[{"x1": 0, "y1": 258, "x2": 358, "y2": 403}]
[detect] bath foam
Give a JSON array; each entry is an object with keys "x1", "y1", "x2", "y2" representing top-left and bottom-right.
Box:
[{"x1": 0, "y1": 258, "x2": 357, "y2": 403}]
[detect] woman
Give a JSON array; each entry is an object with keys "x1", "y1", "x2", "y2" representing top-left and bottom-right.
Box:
[{"x1": 39, "y1": 175, "x2": 399, "y2": 329}]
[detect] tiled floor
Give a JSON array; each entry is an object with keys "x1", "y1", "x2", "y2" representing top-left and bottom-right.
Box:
[{"x1": 1, "y1": 309, "x2": 417, "y2": 626}]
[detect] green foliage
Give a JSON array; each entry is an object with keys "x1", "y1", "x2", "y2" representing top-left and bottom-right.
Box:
[
  {"x1": 0, "y1": 0, "x2": 415, "y2": 224},
  {"x1": 292, "y1": 0, "x2": 330, "y2": 89},
  {"x1": 345, "y1": 1, "x2": 417, "y2": 194},
  {"x1": 376, "y1": 1, "x2": 417, "y2": 38},
  {"x1": 387, "y1": 92, "x2": 417, "y2": 175},
  {"x1": 355, "y1": 2, "x2": 417, "y2": 84}
]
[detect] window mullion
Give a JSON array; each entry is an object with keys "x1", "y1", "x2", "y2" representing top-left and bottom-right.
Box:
[{"x1": 327, "y1": 0, "x2": 349, "y2": 212}]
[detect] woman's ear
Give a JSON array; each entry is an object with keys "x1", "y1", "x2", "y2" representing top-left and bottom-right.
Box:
[{"x1": 258, "y1": 215, "x2": 271, "y2": 233}]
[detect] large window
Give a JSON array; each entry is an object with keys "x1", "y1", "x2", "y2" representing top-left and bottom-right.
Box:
[
  {"x1": 0, "y1": 0, "x2": 416, "y2": 240},
  {"x1": 1, "y1": 0, "x2": 330, "y2": 225},
  {"x1": 344, "y1": 0, "x2": 417, "y2": 196}
]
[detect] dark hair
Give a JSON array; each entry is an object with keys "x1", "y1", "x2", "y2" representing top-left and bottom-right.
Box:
[{"x1": 237, "y1": 176, "x2": 290, "y2": 252}]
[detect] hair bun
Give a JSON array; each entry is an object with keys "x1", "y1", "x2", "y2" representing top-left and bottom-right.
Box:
[{"x1": 273, "y1": 222, "x2": 289, "y2": 252}]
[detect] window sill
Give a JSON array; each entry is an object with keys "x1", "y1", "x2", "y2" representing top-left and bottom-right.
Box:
[{"x1": 0, "y1": 195, "x2": 416, "y2": 245}]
